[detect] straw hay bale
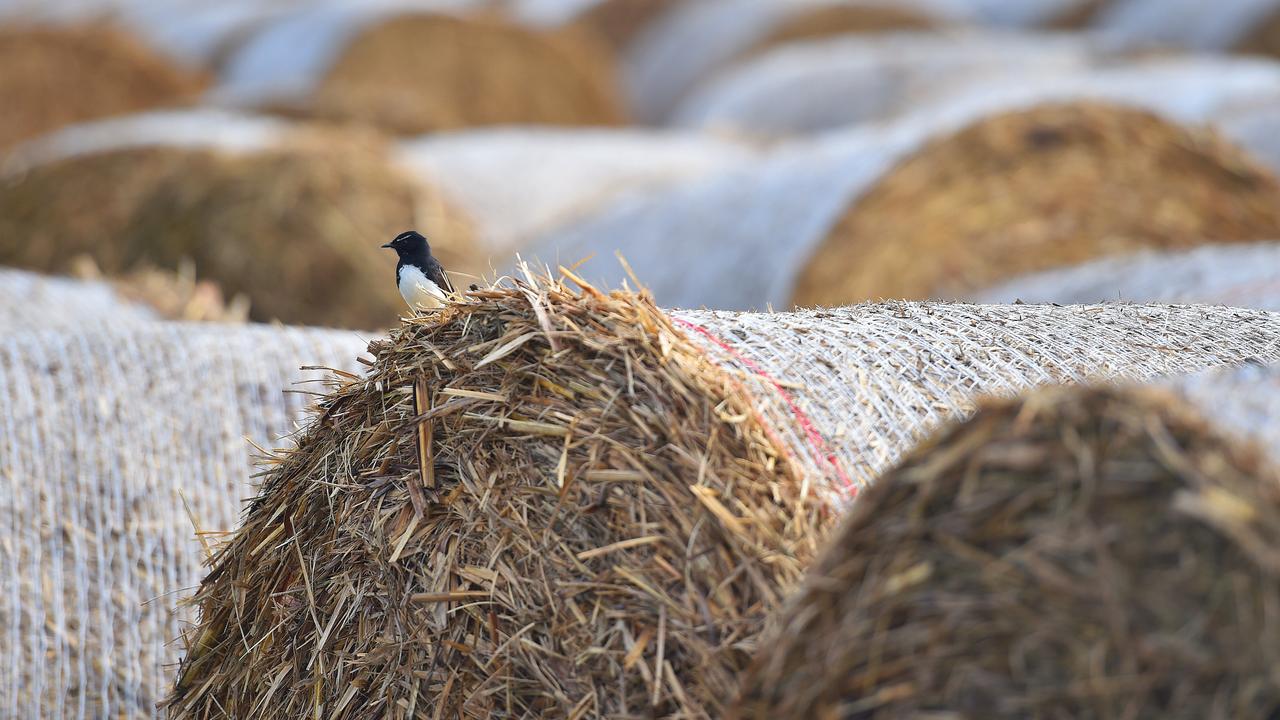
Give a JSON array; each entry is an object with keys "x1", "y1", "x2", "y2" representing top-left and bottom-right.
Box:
[
  {"x1": 1096, "y1": 0, "x2": 1280, "y2": 53},
  {"x1": 0, "y1": 24, "x2": 206, "y2": 152},
  {"x1": 977, "y1": 242, "x2": 1280, "y2": 310},
  {"x1": 624, "y1": 0, "x2": 969, "y2": 123},
  {"x1": 165, "y1": 274, "x2": 1280, "y2": 718},
  {"x1": 395, "y1": 127, "x2": 754, "y2": 255},
  {"x1": 672, "y1": 32, "x2": 1104, "y2": 137},
  {"x1": 218, "y1": 3, "x2": 624, "y2": 135},
  {"x1": 0, "y1": 267, "x2": 161, "y2": 329},
  {"x1": 532, "y1": 87, "x2": 1280, "y2": 310},
  {"x1": 791, "y1": 103, "x2": 1280, "y2": 306},
  {"x1": 732, "y1": 361, "x2": 1280, "y2": 719},
  {"x1": 0, "y1": 112, "x2": 477, "y2": 328},
  {"x1": 0, "y1": 321, "x2": 364, "y2": 719}
]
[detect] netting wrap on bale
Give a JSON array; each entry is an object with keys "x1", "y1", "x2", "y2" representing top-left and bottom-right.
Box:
[
  {"x1": 216, "y1": 1, "x2": 624, "y2": 134},
  {"x1": 732, "y1": 360, "x2": 1280, "y2": 719},
  {"x1": 0, "y1": 110, "x2": 476, "y2": 328},
  {"x1": 395, "y1": 127, "x2": 753, "y2": 255},
  {"x1": 671, "y1": 32, "x2": 1105, "y2": 137},
  {"x1": 0, "y1": 267, "x2": 161, "y2": 330},
  {"x1": 0, "y1": 322, "x2": 365, "y2": 719},
  {"x1": 532, "y1": 98, "x2": 1280, "y2": 310},
  {"x1": 166, "y1": 273, "x2": 1280, "y2": 718},
  {"x1": 977, "y1": 242, "x2": 1280, "y2": 310},
  {"x1": 0, "y1": 24, "x2": 206, "y2": 152},
  {"x1": 622, "y1": 0, "x2": 969, "y2": 122}
]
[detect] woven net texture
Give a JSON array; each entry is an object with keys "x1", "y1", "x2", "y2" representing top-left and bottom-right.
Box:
[
  {"x1": 732, "y1": 360, "x2": 1280, "y2": 718},
  {"x1": 395, "y1": 127, "x2": 753, "y2": 256},
  {"x1": 0, "y1": 321, "x2": 364, "y2": 719},
  {"x1": 977, "y1": 242, "x2": 1280, "y2": 310}
]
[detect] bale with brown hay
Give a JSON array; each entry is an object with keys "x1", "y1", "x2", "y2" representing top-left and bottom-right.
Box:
[
  {"x1": 218, "y1": 3, "x2": 625, "y2": 135},
  {"x1": 976, "y1": 241, "x2": 1280, "y2": 310},
  {"x1": 0, "y1": 24, "x2": 206, "y2": 153},
  {"x1": 0, "y1": 110, "x2": 478, "y2": 328},
  {"x1": 0, "y1": 321, "x2": 365, "y2": 719},
  {"x1": 732, "y1": 361, "x2": 1280, "y2": 719},
  {"x1": 164, "y1": 271, "x2": 1280, "y2": 718},
  {"x1": 791, "y1": 102, "x2": 1280, "y2": 305},
  {"x1": 534, "y1": 96, "x2": 1280, "y2": 311},
  {"x1": 395, "y1": 127, "x2": 754, "y2": 256},
  {"x1": 623, "y1": 0, "x2": 967, "y2": 123}
]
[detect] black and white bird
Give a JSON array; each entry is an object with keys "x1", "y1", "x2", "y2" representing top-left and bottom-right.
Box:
[{"x1": 382, "y1": 230, "x2": 453, "y2": 310}]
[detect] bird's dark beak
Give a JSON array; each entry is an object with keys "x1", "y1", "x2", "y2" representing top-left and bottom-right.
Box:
[{"x1": 380, "y1": 242, "x2": 394, "y2": 249}]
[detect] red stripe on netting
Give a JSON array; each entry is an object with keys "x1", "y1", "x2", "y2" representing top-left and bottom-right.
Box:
[{"x1": 671, "y1": 316, "x2": 856, "y2": 498}]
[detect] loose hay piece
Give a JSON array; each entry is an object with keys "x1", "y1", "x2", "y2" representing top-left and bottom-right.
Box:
[
  {"x1": 792, "y1": 103, "x2": 1280, "y2": 306},
  {"x1": 0, "y1": 25, "x2": 206, "y2": 152},
  {"x1": 732, "y1": 367, "x2": 1280, "y2": 719},
  {"x1": 0, "y1": 127, "x2": 476, "y2": 328},
  {"x1": 221, "y1": 7, "x2": 625, "y2": 134},
  {"x1": 166, "y1": 275, "x2": 1280, "y2": 718},
  {"x1": 0, "y1": 322, "x2": 365, "y2": 720},
  {"x1": 166, "y1": 276, "x2": 830, "y2": 718}
]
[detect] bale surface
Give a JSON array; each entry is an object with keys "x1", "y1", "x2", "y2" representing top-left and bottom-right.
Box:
[
  {"x1": 223, "y1": 8, "x2": 625, "y2": 134},
  {"x1": 1096, "y1": 0, "x2": 1280, "y2": 52},
  {"x1": 792, "y1": 103, "x2": 1280, "y2": 306},
  {"x1": 0, "y1": 322, "x2": 364, "y2": 720},
  {"x1": 976, "y1": 242, "x2": 1280, "y2": 310},
  {"x1": 0, "y1": 267, "x2": 161, "y2": 330},
  {"x1": 733, "y1": 366, "x2": 1280, "y2": 719},
  {"x1": 0, "y1": 25, "x2": 205, "y2": 152},
  {"x1": 0, "y1": 131, "x2": 476, "y2": 328},
  {"x1": 569, "y1": 0, "x2": 683, "y2": 51},
  {"x1": 165, "y1": 280, "x2": 1280, "y2": 718}
]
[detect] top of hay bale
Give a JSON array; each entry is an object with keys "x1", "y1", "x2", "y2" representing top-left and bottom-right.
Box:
[
  {"x1": 976, "y1": 241, "x2": 1280, "y2": 310},
  {"x1": 671, "y1": 31, "x2": 1106, "y2": 137},
  {"x1": 395, "y1": 126, "x2": 754, "y2": 254},
  {"x1": 0, "y1": 267, "x2": 161, "y2": 329},
  {"x1": 0, "y1": 23, "x2": 206, "y2": 152},
  {"x1": 732, "y1": 360, "x2": 1280, "y2": 718},
  {"x1": 0, "y1": 116, "x2": 478, "y2": 328},
  {"x1": 218, "y1": 1, "x2": 625, "y2": 134},
  {"x1": 0, "y1": 320, "x2": 365, "y2": 720},
  {"x1": 623, "y1": 0, "x2": 970, "y2": 123},
  {"x1": 166, "y1": 271, "x2": 1280, "y2": 717},
  {"x1": 791, "y1": 102, "x2": 1280, "y2": 306}
]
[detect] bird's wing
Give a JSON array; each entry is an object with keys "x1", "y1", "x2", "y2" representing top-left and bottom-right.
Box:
[{"x1": 425, "y1": 258, "x2": 454, "y2": 294}]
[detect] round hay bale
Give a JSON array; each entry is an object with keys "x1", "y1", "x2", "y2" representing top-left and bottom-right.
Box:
[
  {"x1": 732, "y1": 362, "x2": 1280, "y2": 719},
  {"x1": 0, "y1": 113, "x2": 478, "y2": 329},
  {"x1": 164, "y1": 277, "x2": 1280, "y2": 717},
  {"x1": 0, "y1": 322, "x2": 365, "y2": 719},
  {"x1": 976, "y1": 242, "x2": 1280, "y2": 310},
  {"x1": 1095, "y1": 0, "x2": 1280, "y2": 53},
  {"x1": 395, "y1": 127, "x2": 754, "y2": 255},
  {"x1": 624, "y1": 0, "x2": 967, "y2": 123},
  {"x1": 671, "y1": 32, "x2": 1104, "y2": 137},
  {"x1": 219, "y1": 4, "x2": 625, "y2": 134},
  {"x1": 0, "y1": 24, "x2": 206, "y2": 152},
  {"x1": 791, "y1": 103, "x2": 1280, "y2": 305},
  {"x1": 0, "y1": 267, "x2": 162, "y2": 330}
]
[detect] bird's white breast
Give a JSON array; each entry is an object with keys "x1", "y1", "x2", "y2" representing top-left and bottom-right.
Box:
[{"x1": 398, "y1": 264, "x2": 446, "y2": 310}]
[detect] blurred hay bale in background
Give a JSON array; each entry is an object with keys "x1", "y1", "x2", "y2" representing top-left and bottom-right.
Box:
[
  {"x1": 733, "y1": 362, "x2": 1280, "y2": 719},
  {"x1": 0, "y1": 111, "x2": 477, "y2": 328},
  {"x1": 0, "y1": 266, "x2": 162, "y2": 329},
  {"x1": 0, "y1": 24, "x2": 206, "y2": 152},
  {"x1": 1095, "y1": 0, "x2": 1280, "y2": 55},
  {"x1": 624, "y1": 0, "x2": 965, "y2": 123},
  {"x1": 166, "y1": 275, "x2": 1280, "y2": 717},
  {"x1": 395, "y1": 126, "x2": 754, "y2": 256},
  {"x1": 69, "y1": 255, "x2": 251, "y2": 322},
  {"x1": 0, "y1": 321, "x2": 364, "y2": 719},
  {"x1": 219, "y1": 4, "x2": 625, "y2": 135},
  {"x1": 671, "y1": 32, "x2": 1104, "y2": 137},
  {"x1": 977, "y1": 242, "x2": 1280, "y2": 309},
  {"x1": 791, "y1": 103, "x2": 1280, "y2": 306},
  {"x1": 567, "y1": 0, "x2": 684, "y2": 51}
]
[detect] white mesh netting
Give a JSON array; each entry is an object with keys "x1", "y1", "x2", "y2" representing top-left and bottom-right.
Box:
[
  {"x1": 622, "y1": 0, "x2": 975, "y2": 123},
  {"x1": 394, "y1": 128, "x2": 754, "y2": 255},
  {"x1": 673, "y1": 303, "x2": 1280, "y2": 505},
  {"x1": 0, "y1": 269, "x2": 160, "y2": 330},
  {"x1": 671, "y1": 32, "x2": 1106, "y2": 136},
  {"x1": 529, "y1": 59, "x2": 1280, "y2": 311},
  {"x1": 976, "y1": 243, "x2": 1280, "y2": 309},
  {"x1": 0, "y1": 322, "x2": 366, "y2": 719}
]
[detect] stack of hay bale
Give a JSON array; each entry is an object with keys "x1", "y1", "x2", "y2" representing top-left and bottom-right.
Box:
[{"x1": 163, "y1": 276, "x2": 1280, "y2": 718}]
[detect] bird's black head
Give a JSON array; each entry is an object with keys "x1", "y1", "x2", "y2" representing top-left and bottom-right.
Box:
[{"x1": 382, "y1": 230, "x2": 430, "y2": 259}]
